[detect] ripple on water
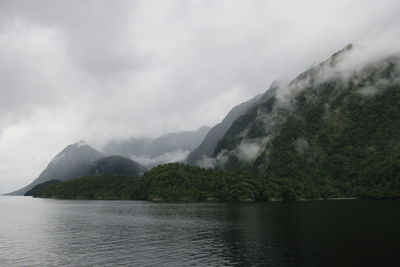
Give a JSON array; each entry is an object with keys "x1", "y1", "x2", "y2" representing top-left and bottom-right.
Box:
[{"x1": 1, "y1": 197, "x2": 400, "y2": 266}]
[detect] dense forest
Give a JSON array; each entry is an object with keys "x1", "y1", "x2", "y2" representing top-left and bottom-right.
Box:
[{"x1": 33, "y1": 163, "x2": 399, "y2": 201}]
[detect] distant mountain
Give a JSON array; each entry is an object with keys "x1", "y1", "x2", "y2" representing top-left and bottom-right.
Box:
[
  {"x1": 102, "y1": 126, "x2": 210, "y2": 169},
  {"x1": 7, "y1": 141, "x2": 104, "y2": 195},
  {"x1": 88, "y1": 155, "x2": 147, "y2": 177},
  {"x1": 187, "y1": 87, "x2": 279, "y2": 167},
  {"x1": 8, "y1": 142, "x2": 147, "y2": 196}
]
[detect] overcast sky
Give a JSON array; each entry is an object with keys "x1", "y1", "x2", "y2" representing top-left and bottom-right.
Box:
[{"x1": 1, "y1": 0, "x2": 400, "y2": 193}]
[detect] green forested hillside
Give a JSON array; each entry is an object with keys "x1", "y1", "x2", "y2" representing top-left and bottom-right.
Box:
[
  {"x1": 34, "y1": 162, "x2": 398, "y2": 201},
  {"x1": 36, "y1": 164, "x2": 271, "y2": 201},
  {"x1": 213, "y1": 50, "x2": 400, "y2": 198},
  {"x1": 35, "y1": 175, "x2": 141, "y2": 200},
  {"x1": 257, "y1": 58, "x2": 400, "y2": 198}
]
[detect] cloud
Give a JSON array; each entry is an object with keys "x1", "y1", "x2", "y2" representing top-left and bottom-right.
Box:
[
  {"x1": 0, "y1": 20, "x2": 69, "y2": 126},
  {"x1": 129, "y1": 150, "x2": 190, "y2": 169},
  {"x1": 1, "y1": 0, "x2": 400, "y2": 192}
]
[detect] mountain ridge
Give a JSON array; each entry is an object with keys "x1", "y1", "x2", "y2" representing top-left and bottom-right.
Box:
[
  {"x1": 6, "y1": 142, "x2": 146, "y2": 195},
  {"x1": 103, "y1": 126, "x2": 210, "y2": 169},
  {"x1": 187, "y1": 93, "x2": 265, "y2": 167},
  {"x1": 210, "y1": 45, "x2": 400, "y2": 198}
]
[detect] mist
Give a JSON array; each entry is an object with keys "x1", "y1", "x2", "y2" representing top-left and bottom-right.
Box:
[
  {"x1": 1, "y1": 0, "x2": 400, "y2": 193},
  {"x1": 211, "y1": 42, "x2": 400, "y2": 169}
]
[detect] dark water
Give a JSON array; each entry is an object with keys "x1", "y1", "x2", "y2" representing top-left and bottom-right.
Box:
[{"x1": 1, "y1": 197, "x2": 400, "y2": 266}]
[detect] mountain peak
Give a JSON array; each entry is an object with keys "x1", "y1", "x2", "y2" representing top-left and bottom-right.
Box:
[
  {"x1": 269, "y1": 80, "x2": 280, "y2": 89},
  {"x1": 60, "y1": 141, "x2": 97, "y2": 154},
  {"x1": 329, "y1": 43, "x2": 354, "y2": 66},
  {"x1": 75, "y1": 140, "x2": 89, "y2": 147},
  {"x1": 6, "y1": 142, "x2": 104, "y2": 195}
]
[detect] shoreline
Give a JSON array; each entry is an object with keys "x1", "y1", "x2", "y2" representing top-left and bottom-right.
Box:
[{"x1": 25, "y1": 196, "x2": 369, "y2": 202}]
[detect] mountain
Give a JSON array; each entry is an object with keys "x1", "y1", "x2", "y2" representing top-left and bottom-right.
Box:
[
  {"x1": 8, "y1": 141, "x2": 147, "y2": 196},
  {"x1": 7, "y1": 141, "x2": 104, "y2": 195},
  {"x1": 88, "y1": 155, "x2": 147, "y2": 176},
  {"x1": 213, "y1": 44, "x2": 400, "y2": 197},
  {"x1": 187, "y1": 84, "x2": 281, "y2": 167},
  {"x1": 102, "y1": 126, "x2": 210, "y2": 169},
  {"x1": 214, "y1": 44, "x2": 358, "y2": 167},
  {"x1": 186, "y1": 94, "x2": 263, "y2": 166}
]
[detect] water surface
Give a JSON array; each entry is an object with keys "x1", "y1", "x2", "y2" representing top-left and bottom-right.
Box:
[{"x1": 1, "y1": 197, "x2": 399, "y2": 266}]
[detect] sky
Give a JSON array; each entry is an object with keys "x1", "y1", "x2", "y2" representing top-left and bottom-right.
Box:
[{"x1": 1, "y1": 0, "x2": 400, "y2": 193}]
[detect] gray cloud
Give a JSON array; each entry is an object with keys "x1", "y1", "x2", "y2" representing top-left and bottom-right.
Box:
[{"x1": 1, "y1": 0, "x2": 400, "y2": 193}]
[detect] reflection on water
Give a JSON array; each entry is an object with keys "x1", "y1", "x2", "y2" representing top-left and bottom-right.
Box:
[{"x1": 1, "y1": 197, "x2": 399, "y2": 266}]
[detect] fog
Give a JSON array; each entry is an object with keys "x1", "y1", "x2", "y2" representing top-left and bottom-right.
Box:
[{"x1": 1, "y1": 0, "x2": 400, "y2": 193}]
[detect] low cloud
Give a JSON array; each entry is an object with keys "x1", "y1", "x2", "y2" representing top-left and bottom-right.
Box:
[{"x1": 129, "y1": 150, "x2": 190, "y2": 169}]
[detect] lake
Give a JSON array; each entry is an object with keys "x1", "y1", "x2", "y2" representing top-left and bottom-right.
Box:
[{"x1": 0, "y1": 197, "x2": 399, "y2": 266}]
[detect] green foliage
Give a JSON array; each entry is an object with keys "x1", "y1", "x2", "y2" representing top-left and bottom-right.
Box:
[
  {"x1": 34, "y1": 175, "x2": 142, "y2": 200},
  {"x1": 253, "y1": 59, "x2": 400, "y2": 199},
  {"x1": 34, "y1": 163, "x2": 354, "y2": 201},
  {"x1": 215, "y1": 97, "x2": 277, "y2": 155}
]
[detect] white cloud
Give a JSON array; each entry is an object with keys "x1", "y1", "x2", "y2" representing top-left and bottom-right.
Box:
[{"x1": 129, "y1": 150, "x2": 190, "y2": 169}]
